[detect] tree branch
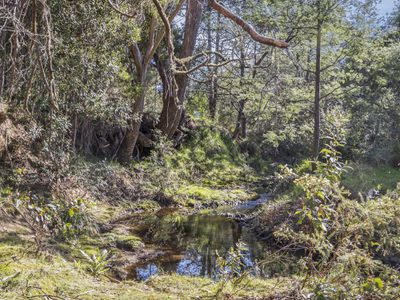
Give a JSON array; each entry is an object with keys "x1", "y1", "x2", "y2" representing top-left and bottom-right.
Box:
[
  {"x1": 146, "y1": 0, "x2": 186, "y2": 64},
  {"x1": 208, "y1": 0, "x2": 289, "y2": 48},
  {"x1": 144, "y1": 16, "x2": 157, "y2": 65},
  {"x1": 107, "y1": 0, "x2": 137, "y2": 18},
  {"x1": 129, "y1": 44, "x2": 143, "y2": 77}
]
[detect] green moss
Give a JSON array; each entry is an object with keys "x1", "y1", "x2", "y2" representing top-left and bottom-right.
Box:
[
  {"x1": 164, "y1": 124, "x2": 259, "y2": 188},
  {"x1": 103, "y1": 233, "x2": 144, "y2": 251},
  {"x1": 174, "y1": 184, "x2": 258, "y2": 207},
  {"x1": 176, "y1": 185, "x2": 223, "y2": 202},
  {"x1": 115, "y1": 235, "x2": 144, "y2": 251},
  {"x1": 0, "y1": 241, "x2": 157, "y2": 299}
]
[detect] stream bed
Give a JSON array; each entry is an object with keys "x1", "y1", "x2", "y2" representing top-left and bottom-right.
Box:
[{"x1": 127, "y1": 194, "x2": 297, "y2": 280}]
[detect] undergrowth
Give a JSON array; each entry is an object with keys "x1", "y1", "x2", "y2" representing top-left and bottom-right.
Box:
[
  {"x1": 135, "y1": 125, "x2": 263, "y2": 207},
  {"x1": 343, "y1": 163, "x2": 400, "y2": 196},
  {"x1": 254, "y1": 139, "x2": 400, "y2": 299}
]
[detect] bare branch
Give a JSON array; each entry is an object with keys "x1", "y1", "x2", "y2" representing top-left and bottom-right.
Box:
[
  {"x1": 208, "y1": 0, "x2": 289, "y2": 48},
  {"x1": 179, "y1": 51, "x2": 226, "y2": 64},
  {"x1": 175, "y1": 58, "x2": 239, "y2": 75}
]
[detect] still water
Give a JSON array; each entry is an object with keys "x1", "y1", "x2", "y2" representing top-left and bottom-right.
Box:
[{"x1": 127, "y1": 201, "x2": 297, "y2": 280}]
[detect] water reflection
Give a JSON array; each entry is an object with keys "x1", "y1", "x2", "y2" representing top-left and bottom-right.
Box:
[
  {"x1": 136, "y1": 264, "x2": 159, "y2": 281},
  {"x1": 128, "y1": 213, "x2": 296, "y2": 281}
]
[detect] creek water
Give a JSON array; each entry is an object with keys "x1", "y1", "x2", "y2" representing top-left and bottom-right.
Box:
[{"x1": 127, "y1": 194, "x2": 296, "y2": 281}]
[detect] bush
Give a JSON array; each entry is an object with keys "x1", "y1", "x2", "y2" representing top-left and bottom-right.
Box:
[
  {"x1": 256, "y1": 140, "x2": 400, "y2": 298},
  {"x1": 1, "y1": 188, "x2": 96, "y2": 246}
]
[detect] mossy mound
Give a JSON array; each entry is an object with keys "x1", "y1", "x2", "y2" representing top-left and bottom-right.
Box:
[
  {"x1": 103, "y1": 233, "x2": 144, "y2": 251},
  {"x1": 168, "y1": 125, "x2": 261, "y2": 187}
]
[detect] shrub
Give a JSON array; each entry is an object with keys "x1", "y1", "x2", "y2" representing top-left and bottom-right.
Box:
[
  {"x1": 258, "y1": 140, "x2": 400, "y2": 298},
  {"x1": 1, "y1": 189, "x2": 96, "y2": 246}
]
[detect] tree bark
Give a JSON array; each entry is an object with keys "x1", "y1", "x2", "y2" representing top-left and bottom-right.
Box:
[
  {"x1": 313, "y1": 18, "x2": 322, "y2": 161},
  {"x1": 207, "y1": 9, "x2": 220, "y2": 120},
  {"x1": 115, "y1": 1, "x2": 185, "y2": 163},
  {"x1": 157, "y1": 0, "x2": 204, "y2": 138},
  {"x1": 233, "y1": 99, "x2": 246, "y2": 139},
  {"x1": 117, "y1": 66, "x2": 148, "y2": 163},
  {"x1": 233, "y1": 43, "x2": 247, "y2": 140}
]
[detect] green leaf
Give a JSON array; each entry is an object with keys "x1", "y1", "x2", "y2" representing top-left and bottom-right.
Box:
[
  {"x1": 374, "y1": 277, "x2": 383, "y2": 289},
  {"x1": 68, "y1": 208, "x2": 75, "y2": 218},
  {"x1": 320, "y1": 148, "x2": 333, "y2": 155}
]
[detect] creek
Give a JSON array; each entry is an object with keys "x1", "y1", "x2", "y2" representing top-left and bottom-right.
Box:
[{"x1": 127, "y1": 194, "x2": 297, "y2": 281}]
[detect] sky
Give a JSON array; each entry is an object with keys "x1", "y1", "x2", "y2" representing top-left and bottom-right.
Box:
[{"x1": 377, "y1": 0, "x2": 396, "y2": 17}]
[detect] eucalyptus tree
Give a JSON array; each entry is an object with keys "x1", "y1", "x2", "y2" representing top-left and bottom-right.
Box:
[
  {"x1": 270, "y1": 0, "x2": 377, "y2": 160},
  {"x1": 110, "y1": 0, "x2": 288, "y2": 163},
  {"x1": 155, "y1": 0, "x2": 289, "y2": 141},
  {"x1": 344, "y1": 8, "x2": 400, "y2": 164},
  {"x1": 106, "y1": 0, "x2": 186, "y2": 163}
]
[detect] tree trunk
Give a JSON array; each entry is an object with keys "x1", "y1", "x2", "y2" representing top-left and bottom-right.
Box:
[
  {"x1": 117, "y1": 67, "x2": 148, "y2": 163},
  {"x1": 233, "y1": 43, "x2": 247, "y2": 140},
  {"x1": 233, "y1": 99, "x2": 246, "y2": 139},
  {"x1": 313, "y1": 18, "x2": 322, "y2": 161},
  {"x1": 157, "y1": 0, "x2": 204, "y2": 138},
  {"x1": 207, "y1": 8, "x2": 220, "y2": 120}
]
